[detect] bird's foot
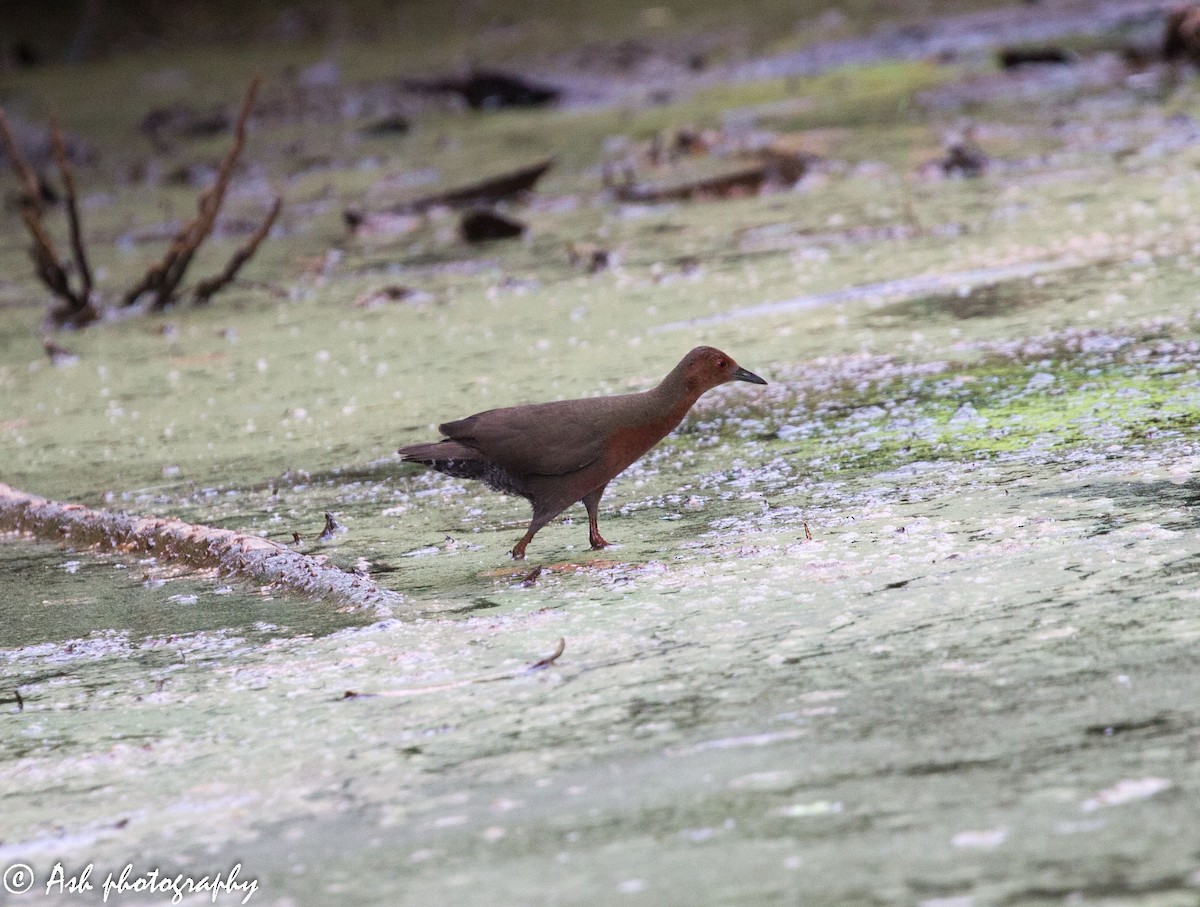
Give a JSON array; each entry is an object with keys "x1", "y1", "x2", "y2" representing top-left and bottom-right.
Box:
[
  {"x1": 511, "y1": 542, "x2": 528, "y2": 560},
  {"x1": 588, "y1": 533, "x2": 610, "y2": 550}
]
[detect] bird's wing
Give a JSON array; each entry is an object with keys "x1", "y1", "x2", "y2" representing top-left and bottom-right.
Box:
[{"x1": 440, "y1": 399, "x2": 611, "y2": 477}]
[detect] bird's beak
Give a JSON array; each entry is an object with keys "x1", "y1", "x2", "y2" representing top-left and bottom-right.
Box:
[{"x1": 731, "y1": 366, "x2": 767, "y2": 385}]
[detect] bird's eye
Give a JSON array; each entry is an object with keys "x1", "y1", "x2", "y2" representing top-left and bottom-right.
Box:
[{"x1": 716, "y1": 357, "x2": 729, "y2": 369}]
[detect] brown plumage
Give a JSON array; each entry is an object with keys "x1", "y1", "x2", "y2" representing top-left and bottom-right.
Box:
[{"x1": 399, "y1": 346, "x2": 767, "y2": 559}]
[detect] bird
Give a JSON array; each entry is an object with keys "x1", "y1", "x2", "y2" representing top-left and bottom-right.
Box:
[{"x1": 399, "y1": 346, "x2": 767, "y2": 559}]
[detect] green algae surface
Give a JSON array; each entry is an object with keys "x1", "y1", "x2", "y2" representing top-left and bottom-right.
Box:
[{"x1": 4, "y1": 3, "x2": 1200, "y2": 905}]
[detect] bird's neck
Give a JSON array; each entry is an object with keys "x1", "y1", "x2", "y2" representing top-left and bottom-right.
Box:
[
  {"x1": 646, "y1": 369, "x2": 705, "y2": 427},
  {"x1": 595, "y1": 372, "x2": 705, "y2": 473}
]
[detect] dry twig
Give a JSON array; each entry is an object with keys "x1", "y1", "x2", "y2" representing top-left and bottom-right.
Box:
[
  {"x1": 50, "y1": 117, "x2": 93, "y2": 306},
  {"x1": 344, "y1": 157, "x2": 552, "y2": 230},
  {"x1": 125, "y1": 76, "x2": 263, "y2": 309},
  {"x1": 318, "y1": 511, "x2": 343, "y2": 541},
  {"x1": 2, "y1": 77, "x2": 274, "y2": 329},
  {"x1": 193, "y1": 196, "x2": 281, "y2": 303},
  {"x1": 342, "y1": 638, "x2": 567, "y2": 699},
  {"x1": 0, "y1": 109, "x2": 98, "y2": 327},
  {"x1": 527, "y1": 637, "x2": 565, "y2": 670},
  {"x1": 614, "y1": 165, "x2": 768, "y2": 204}
]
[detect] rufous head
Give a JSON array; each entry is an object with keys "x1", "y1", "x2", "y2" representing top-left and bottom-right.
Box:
[{"x1": 678, "y1": 346, "x2": 767, "y2": 393}]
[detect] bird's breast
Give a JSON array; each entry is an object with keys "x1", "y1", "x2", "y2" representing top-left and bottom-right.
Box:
[{"x1": 605, "y1": 420, "x2": 678, "y2": 473}]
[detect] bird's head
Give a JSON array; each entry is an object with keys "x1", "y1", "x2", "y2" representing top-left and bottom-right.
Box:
[{"x1": 679, "y1": 346, "x2": 767, "y2": 393}]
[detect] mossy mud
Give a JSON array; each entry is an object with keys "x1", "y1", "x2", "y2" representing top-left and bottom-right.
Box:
[{"x1": 3, "y1": 2, "x2": 1200, "y2": 904}]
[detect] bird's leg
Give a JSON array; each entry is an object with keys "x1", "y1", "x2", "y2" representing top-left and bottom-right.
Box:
[
  {"x1": 512, "y1": 506, "x2": 557, "y2": 560},
  {"x1": 511, "y1": 529, "x2": 535, "y2": 560},
  {"x1": 582, "y1": 485, "x2": 610, "y2": 550}
]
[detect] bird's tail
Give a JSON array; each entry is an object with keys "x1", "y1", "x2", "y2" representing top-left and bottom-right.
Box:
[
  {"x1": 399, "y1": 440, "x2": 471, "y2": 462},
  {"x1": 399, "y1": 440, "x2": 489, "y2": 481}
]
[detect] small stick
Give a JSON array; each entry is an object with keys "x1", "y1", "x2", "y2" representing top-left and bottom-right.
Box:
[
  {"x1": 13, "y1": 689, "x2": 24, "y2": 712},
  {"x1": 519, "y1": 565, "x2": 542, "y2": 587},
  {"x1": 803, "y1": 522, "x2": 813, "y2": 541},
  {"x1": 49, "y1": 117, "x2": 93, "y2": 305},
  {"x1": 192, "y1": 196, "x2": 281, "y2": 303},
  {"x1": 342, "y1": 638, "x2": 568, "y2": 699},
  {"x1": 526, "y1": 637, "x2": 565, "y2": 671},
  {"x1": 317, "y1": 511, "x2": 343, "y2": 541}
]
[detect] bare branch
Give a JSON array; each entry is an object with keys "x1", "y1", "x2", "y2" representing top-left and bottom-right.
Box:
[
  {"x1": 23, "y1": 211, "x2": 69, "y2": 293},
  {"x1": 125, "y1": 76, "x2": 263, "y2": 309},
  {"x1": 4, "y1": 82, "x2": 271, "y2": 328},
  {"x1": 50, "y1": 117, "x2": 94, "y2": 305},
  {"x1": 192, "y1": 195, "x2": 280, "y2": 303},
  {"x1": 1, "y1": 107, "x2": 97, "y2": 326}
]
